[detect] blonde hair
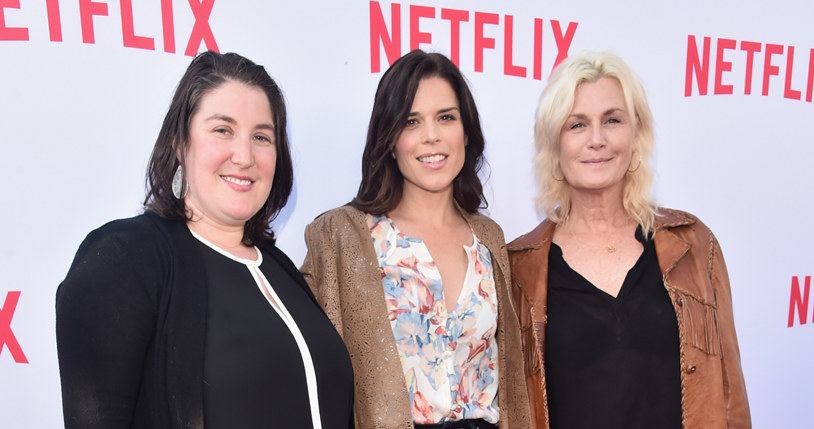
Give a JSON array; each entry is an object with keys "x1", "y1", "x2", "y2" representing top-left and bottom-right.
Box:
[{"x1": 533, "y1": 50, "x2": 657, "y2": 236}]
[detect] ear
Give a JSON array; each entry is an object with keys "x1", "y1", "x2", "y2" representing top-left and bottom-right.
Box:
[{"x1": 173, "y1": 137, "x2": 184, "y2": 163}]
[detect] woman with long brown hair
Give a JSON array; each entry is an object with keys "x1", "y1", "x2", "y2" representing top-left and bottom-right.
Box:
[{"x1": 302, "y1": 50, "x2": 531, "y2": 429}]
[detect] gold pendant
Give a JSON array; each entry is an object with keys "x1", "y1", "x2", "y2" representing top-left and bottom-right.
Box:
[{"x1": 607, "y1": 245, "x2": 617, "y2": 253}]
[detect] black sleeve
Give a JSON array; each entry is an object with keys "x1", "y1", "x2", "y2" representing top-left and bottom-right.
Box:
[{"x1": 56, "y1": 221, "x2": 166, "y2": 429}]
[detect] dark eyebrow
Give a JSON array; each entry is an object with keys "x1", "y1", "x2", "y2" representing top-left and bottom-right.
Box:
[
  {"x1": 407, "y1": 106, "x2": 461, "y2": 116},
  {"x1": 205, "y1": 114, "x2": 236, "y2": 124},
  {"x1": 205, "y1": 114, "x2": 275, "y2": 131}
]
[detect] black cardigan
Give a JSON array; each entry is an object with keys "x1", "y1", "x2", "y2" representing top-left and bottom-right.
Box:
[{"x1": 56, "y1": 212, "x2": 322, "y2": 428}]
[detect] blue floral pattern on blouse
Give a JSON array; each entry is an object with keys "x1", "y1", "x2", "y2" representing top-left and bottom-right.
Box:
[{"x1": 367, "y1": 214, "x2": 500, "y2": 424}]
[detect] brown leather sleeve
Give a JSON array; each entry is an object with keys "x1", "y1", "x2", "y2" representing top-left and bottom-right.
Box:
[
  {"x1": 299, "y1": 222, "x2": 319, "y2": 291},
  {"x1": 709, "y1": 234, "x2": 752, "y2": 428},
  {"x1": 302, "y1": 209, "x2": 415, "y2": 428},
  {"x1": 301, "y1": 217, "x2": 347, "y2": 337},
  {"x1": 508, "y1": 253, "x2": 549, "y2": 429}
]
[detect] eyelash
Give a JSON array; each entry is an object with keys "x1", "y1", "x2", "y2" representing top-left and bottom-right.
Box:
[
  {"x1": 568, "y1": 117, "x2": 623, "y2": 129},
  {"x1": 213, "y1": 127, "x2": 272, "y2": 144},
  {"x1": 406, "y1": 114, "x2": 457, "y2": 126}
]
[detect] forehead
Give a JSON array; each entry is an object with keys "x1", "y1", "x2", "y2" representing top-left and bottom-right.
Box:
[
  {"x1": 196, "y1": 80, "x2": 274, "y2": 119},
  {"x1": 411, "y1": 77, "x2": 458, "y2": 109},
  {"x1": 571, "y1": 77, "x2": 626, "y2": 112}
]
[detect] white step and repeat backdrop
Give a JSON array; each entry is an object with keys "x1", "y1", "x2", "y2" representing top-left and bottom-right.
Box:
[{"x1": 1, "y1": 1, "x2": 811, "y2": 427}]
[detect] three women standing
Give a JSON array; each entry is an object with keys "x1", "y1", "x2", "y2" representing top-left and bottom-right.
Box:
[{"x1": 57, "y1": 47, "x2": 749, "y2": 429}]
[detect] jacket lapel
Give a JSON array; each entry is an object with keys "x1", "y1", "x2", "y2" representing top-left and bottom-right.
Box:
[
  {"x1": 653, "y1": 228, "x2": 691, "y2": 278},
  {"x1": 508, "y1": 220, "x2": 556, "y2": 323},
  {"x1": 653, "y1": 210, "x2": 698, "y2": 296}
]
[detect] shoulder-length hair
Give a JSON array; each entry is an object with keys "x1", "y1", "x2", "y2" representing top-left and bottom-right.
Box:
[
  {"x1": 350, "y1": 49, "x2": 487, "y2": 215},
  {"x1": 534, "y1": 50, "x2": 657, "y2": 236},
  {"x1": 143, "y1": 51, "x2": 293, "y2": 246}
]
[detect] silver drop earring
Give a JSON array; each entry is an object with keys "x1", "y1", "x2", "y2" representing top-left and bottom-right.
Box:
[{"x1": 172, "y1": 165, "x2": 186, "y2": 199}]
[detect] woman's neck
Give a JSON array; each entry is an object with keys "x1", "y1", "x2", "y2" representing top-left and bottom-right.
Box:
[
  {"x1": 187, "y1": 218, "x2": 255, "y2": 259},
  {"x1": 566, "y1": 188, "x2": 630, "y2": 233},
  {"x1": 389, "y1": 186, "x2": 461, "y2": 230}
]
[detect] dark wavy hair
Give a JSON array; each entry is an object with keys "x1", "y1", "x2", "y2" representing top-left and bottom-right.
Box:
[
  {"x1": 143, "y1": 51, "x2": 293, "y2": 246},
  {"x1": 350, "y1": 49, "x2": 487, "y2": 214}
]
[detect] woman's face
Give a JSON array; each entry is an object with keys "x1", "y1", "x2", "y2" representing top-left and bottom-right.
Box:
[
  {"x1": 394, "y1": 77, "x2": 466, "y2": 198},
  {"x1": 183, "y1": 80, "x2": 277, "y2": 229},
  {"x1": 558, "y1": 77, "x2": 637, "y2": 197}
]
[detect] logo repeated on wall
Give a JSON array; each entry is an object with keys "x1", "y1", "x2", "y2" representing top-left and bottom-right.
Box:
[
  {"x1": 0, "y1": 291, "x2": 28, "y2": 364},
  {"x1": 788, "y1": 275, "x2": 812, "y2": 328},
  {"x1": 685, "y1": 34, "x2": 814, "y2": 101},
  {"x1": 368, "y1": 1, "x2": 579, "y2": 78},
  {"x1": 0, "y1": 0, "x2": 219, "y2": 56}
]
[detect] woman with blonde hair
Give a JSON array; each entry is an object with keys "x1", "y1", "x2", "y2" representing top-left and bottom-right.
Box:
[{"x1": 508, "y1": 51, "x2": 750, "y2": 428}]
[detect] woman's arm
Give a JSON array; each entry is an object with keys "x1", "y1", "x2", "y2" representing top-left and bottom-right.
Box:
[
  {"x1": 56, "y1": 224, "x2": 161, "y2": 429},
  {"x1": 301, "y1": 217, "x2": 345, "y2": 337},
  {"x1": 709, "y1": 234, "x2": 752, "y2": 428},
  {"x1": 299, "y1": 221, "x2": 322, "y2": 295}
]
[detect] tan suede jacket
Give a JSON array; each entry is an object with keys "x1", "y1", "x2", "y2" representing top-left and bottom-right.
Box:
[
  {"x1": 507, "y1": 208, "x2": 750, "y2": 429},
  {"x1": 302, "y1": 205, "x2": 532, "y2": 429}
]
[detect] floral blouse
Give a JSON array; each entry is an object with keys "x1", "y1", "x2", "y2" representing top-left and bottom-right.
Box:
[{"x1": 367, "y1": 214, "x2": 500, "y2": 424}]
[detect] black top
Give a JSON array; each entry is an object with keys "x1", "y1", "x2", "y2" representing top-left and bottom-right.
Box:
[
  {"x1": 198, "y1": 239, "x2": 354, "y2": 428},
  {"x1": 544, "y1": 228, "x2": 682, "y2": 429},
  {"x1": 56, "y1": 213, "x2": 354, "y2": 429}
]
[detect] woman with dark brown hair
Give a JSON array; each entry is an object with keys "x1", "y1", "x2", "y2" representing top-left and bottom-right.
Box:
[
  {"x1": 301, "y1": 50, "x2": 531, "y2": 429},
  {"x1": 56, "y1": 51, "x2": 353, "y2": 429}
]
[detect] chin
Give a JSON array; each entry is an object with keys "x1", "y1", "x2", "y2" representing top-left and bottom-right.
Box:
[
  {"x1": 225, "y1": 207, "x2": 261, "y2": 224},
  {"x1": 571, "y1": 180, "x2": 620, "y2": 192}
]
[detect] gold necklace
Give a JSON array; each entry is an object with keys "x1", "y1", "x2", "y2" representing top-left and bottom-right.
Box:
[{"x1": 567, "y1": 224, "x2": 622, "y2": 253}]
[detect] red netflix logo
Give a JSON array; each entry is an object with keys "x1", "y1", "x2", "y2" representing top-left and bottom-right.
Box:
[
  {"x1": 369, "y1": 1, "x2": 578, "y2": 77},
  {"x1": 0, "y1": 291, "x2": 28, "y2": 364},
  {"x1": 788, "y1": 276, "x2": 812, "y2": 328},
  {"x1": 685, "y1": 34, "x2": 814, "y2": 101},
  {"x1": 0, "y1": 0, "x2": 218, "y2": 56}
]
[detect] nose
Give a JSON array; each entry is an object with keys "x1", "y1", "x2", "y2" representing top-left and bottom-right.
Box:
[
  {"x1": 422, "y1": 122, "x2": 440, "y2": 144},
  {"x1": 588, "y1": 123, "x2": 606, "y2": 149},
  {"x1": 231, "y1": 136, "x2": 255, "y2": 167}
]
